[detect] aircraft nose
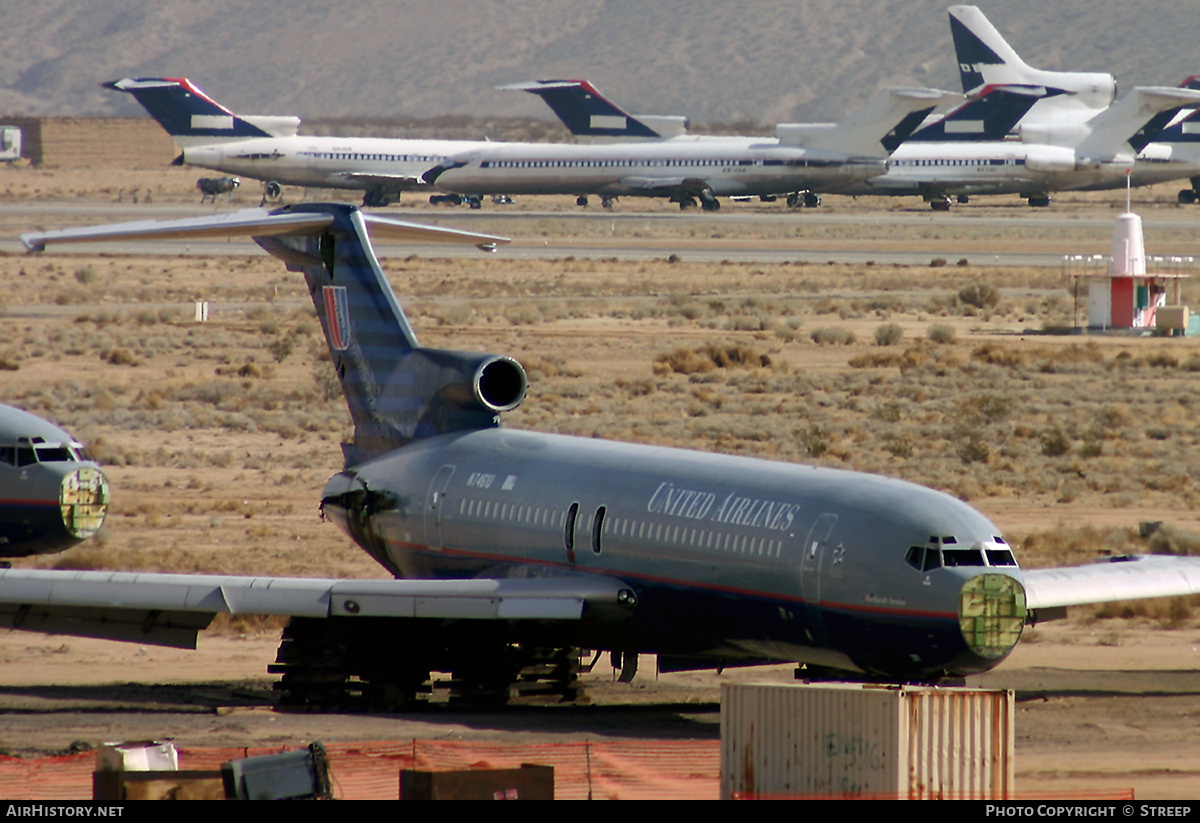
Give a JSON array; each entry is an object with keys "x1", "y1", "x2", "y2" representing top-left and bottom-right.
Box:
[
  {"x1": 958, "y1": 573, "x2": 1026, "y2": 660},
  {"x1": 59, "y1": 466, "x2": 109, "y2": 539}
]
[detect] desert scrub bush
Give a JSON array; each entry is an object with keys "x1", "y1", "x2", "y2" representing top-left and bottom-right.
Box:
[
  {"x1": 882, "y1": 435, "x2": 913, "y2": 458},
  {"x1": 874, "y1": 323, "x2": 903, "y2": 347},
  {"x1": 797, "y1": 423, "x2": 829, "y2": 457},
  {"x1": 958, "y1": 283, "x2": 1001, "y2": 309},
  {"x1": 522, "y1": 355, "x2": 581, "y2": 379},
  {"x1": 653, "y1": 342, "x2": 772, "y2": 375},
  {"x1": 726, "y1": 313, "x2": 774, "y2": 332},
  {"x1": 1013, "y1": 524, "x2": 1140, "y2": 567},
  {"x1": 1040, "y1": 426, "x2": 1071, "y2": 457},
  {"x1": 848, "y1": 351, "x2": 903, "y2": 369},
  {"x1": 809, "y1": 327, "x2": 856, "y2": 346},
  {"x1": 927, "y1": 324, "x2": 956, "y2": 344},
  {"x1": 73, "y1": 265, "x2": 96, "y2": 285},
  {"x1": 102, "y1": 348, "x2": 139, "y2": 366},
  {"x1": 1148, "y1": 524, "x2": 1200, "y2": 556}
]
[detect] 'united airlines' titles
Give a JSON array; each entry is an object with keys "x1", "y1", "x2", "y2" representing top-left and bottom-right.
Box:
[{"x1": 647, "y1": 482, "x2": 799, "y2": 531}]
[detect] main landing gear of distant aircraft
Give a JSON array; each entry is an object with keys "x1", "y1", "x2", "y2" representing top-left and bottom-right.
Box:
[
  {"x1": 674, "y1": 195, "x2": 698, "y2": 210},
  {"x1": 271, "y1": 617, "x2": 584, "y2": 710},
  {"x1": 699, "y1": 190, "x2": 721, "y2": 212},
  {"x1": 785, "y1": 191, "x2": 821, "y2": 208},
  {"x1": 957, "y1": 194, "x2": 970, "y2": 204},
  {"x1": 601, "y1": 195, "x2": 616, "y2": 208},
  {"x1": 929, "y1": 196, "x2": 952, "y2": 212},
  {"x1": 1026, "y1": 194, "x2": 1052, "y2": 208},
  {"x1": 1178, "y1": 178, "x2": 1200, "y2": 204},
  {"x1": 259, "y1": 180, "x2": 283, "y2": 206},
  {"x1": 362, "y1": 189, "x2": 394, "y2": 208},
  {"x1": 576, "y1": 195, "x2": 589, "y2": 207}
]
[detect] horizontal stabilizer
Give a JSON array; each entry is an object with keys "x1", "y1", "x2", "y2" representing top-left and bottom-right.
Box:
[
  {"x1": 777, "y1": 88, "x2": 962, "y2": 157},
  {"x1": 21, "y1": 206, "x2": 510, "y2": 253},
  {"x1": 1024, "y1": 555, "x2": 1200, "y2": 610},
  {"x1": 1077, "y1": 86, "x2": 1200, "y2": 156}
]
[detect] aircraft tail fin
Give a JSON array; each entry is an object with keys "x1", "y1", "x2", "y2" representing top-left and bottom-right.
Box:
[
  {"x1": 776, "y1": 88, "x2": 962, "y2": 156},
  {"x1": 502, "y1": 79, "x2": 689, "y2": 139},
  {"x1": 947, "y1": 5, "x2": 1028, "y2": 92},
  {"x1": 947, "y1": 6, "x2": 1115, "y2": 110},
  {"x1": 105, "y1": 78, "x2": 302, "y2": 147},
  {"x1": 21, "y1": 207, "x2": 522, "y2": 466},
  {"x1": 1076, "y1": 87, "x2": 1200, "y2": 156},
  {"x1": 1154, "y1": 78, "x2": 1200, "y2": 146},
  {"x1": 909, "y1": 84, "x2": 1051, "y2": 142}
]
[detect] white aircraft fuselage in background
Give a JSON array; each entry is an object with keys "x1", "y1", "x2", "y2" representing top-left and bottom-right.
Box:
[
  {"x1": 425, "y1": 136, "x2": 884, "y2": 201},
  {"x1": 180, "y1": 136, "x2": 494, "y2": 194}
]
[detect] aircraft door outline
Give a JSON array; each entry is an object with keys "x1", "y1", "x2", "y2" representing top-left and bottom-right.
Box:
[
  {"x1": 800, "y1": 512, "x2": 838, "y2": 606},
  {"x1": 423, "y1": 464, "x2": 455, "y2": 551}
]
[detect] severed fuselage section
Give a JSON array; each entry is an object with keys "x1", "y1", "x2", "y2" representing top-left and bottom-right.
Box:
[{"x1": 0, "y1": 404, "x2": 108, "y2": 556}]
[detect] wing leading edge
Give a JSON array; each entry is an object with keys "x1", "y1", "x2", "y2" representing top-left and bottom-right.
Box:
[
  {"x1": 0, "y1": 569, "x2": 634, "y2": 649},
  {"x1": 1024, "y1": 554, "x2": 1200, "y2": 613}
]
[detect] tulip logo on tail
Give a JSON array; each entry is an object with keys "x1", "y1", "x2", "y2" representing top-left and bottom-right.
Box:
[{"x1": 323, "y1": 286, "x2": 351, "y2": 350}]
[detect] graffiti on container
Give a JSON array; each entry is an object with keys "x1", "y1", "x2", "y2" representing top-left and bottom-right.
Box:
[{"x1": 824, "y1": 733, "x2": 882, "y2": 771}]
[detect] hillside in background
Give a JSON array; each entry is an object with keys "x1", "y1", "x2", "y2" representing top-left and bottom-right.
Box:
[{"x1": 0, "y1": 1, "x2": 1196, "y2": 127}]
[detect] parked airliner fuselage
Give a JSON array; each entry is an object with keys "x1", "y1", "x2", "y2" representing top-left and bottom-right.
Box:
[
  {"x1": 843, "y1": 141, "x2": 1200, "y2": 198},
  {"x1": 321, "y1": 427, "x2": 1026, "y2": 681},
  {"x1": 424, "y1": 138, "x2": 885, "y2": 199},
  {"x1": 180, "y1": 136, "x2": 492, "y2": 192}
]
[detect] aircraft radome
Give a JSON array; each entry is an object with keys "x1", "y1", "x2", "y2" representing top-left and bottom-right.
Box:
[
  {"x1": 6, "y1": 206, "x2": 1200, "y2": 709},
  {"x1": 0, "y1": 403, "x2": 108, "y2": 558}
]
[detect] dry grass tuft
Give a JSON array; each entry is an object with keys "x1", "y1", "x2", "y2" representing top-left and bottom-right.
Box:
[{"x1": 653, "y1": 342, "x2": 772, "y2": 375}]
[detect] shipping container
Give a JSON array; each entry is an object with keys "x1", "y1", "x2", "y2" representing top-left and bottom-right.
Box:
[{"x1": 721, "y1": 682, "x2": 1013, "y2": 799}]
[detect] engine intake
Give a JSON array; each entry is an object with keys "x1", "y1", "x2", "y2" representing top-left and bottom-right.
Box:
[{"x1": 474, "y1": 356, "x2": 526, "y2": 412}]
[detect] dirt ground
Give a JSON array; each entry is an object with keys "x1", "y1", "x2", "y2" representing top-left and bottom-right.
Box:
[
  {"x1": 0, "y1": 620, "x2": 1197, "y2": 799},
  {"x1": 1, "y1": 166, "x2": 1200, "y2": 799}
]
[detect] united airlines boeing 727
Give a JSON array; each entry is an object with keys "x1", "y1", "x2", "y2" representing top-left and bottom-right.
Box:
[{"x1": 8, "y1": 206, "x2": 1200, "y2": 707}]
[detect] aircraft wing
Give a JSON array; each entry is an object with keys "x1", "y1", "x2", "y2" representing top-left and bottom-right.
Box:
[
  {"x1": 618, "y1": 175, "x2": 717, "y2": 195},
  {"x1": 336, "y1": 171, "x2": 429, "y2": 189},
  {"x1": 1023, "y1": 555, "x2": 1200, "y2": 610},
  {"x1": 0, "y1": 569, "x2": 633, "y2": 649}
]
